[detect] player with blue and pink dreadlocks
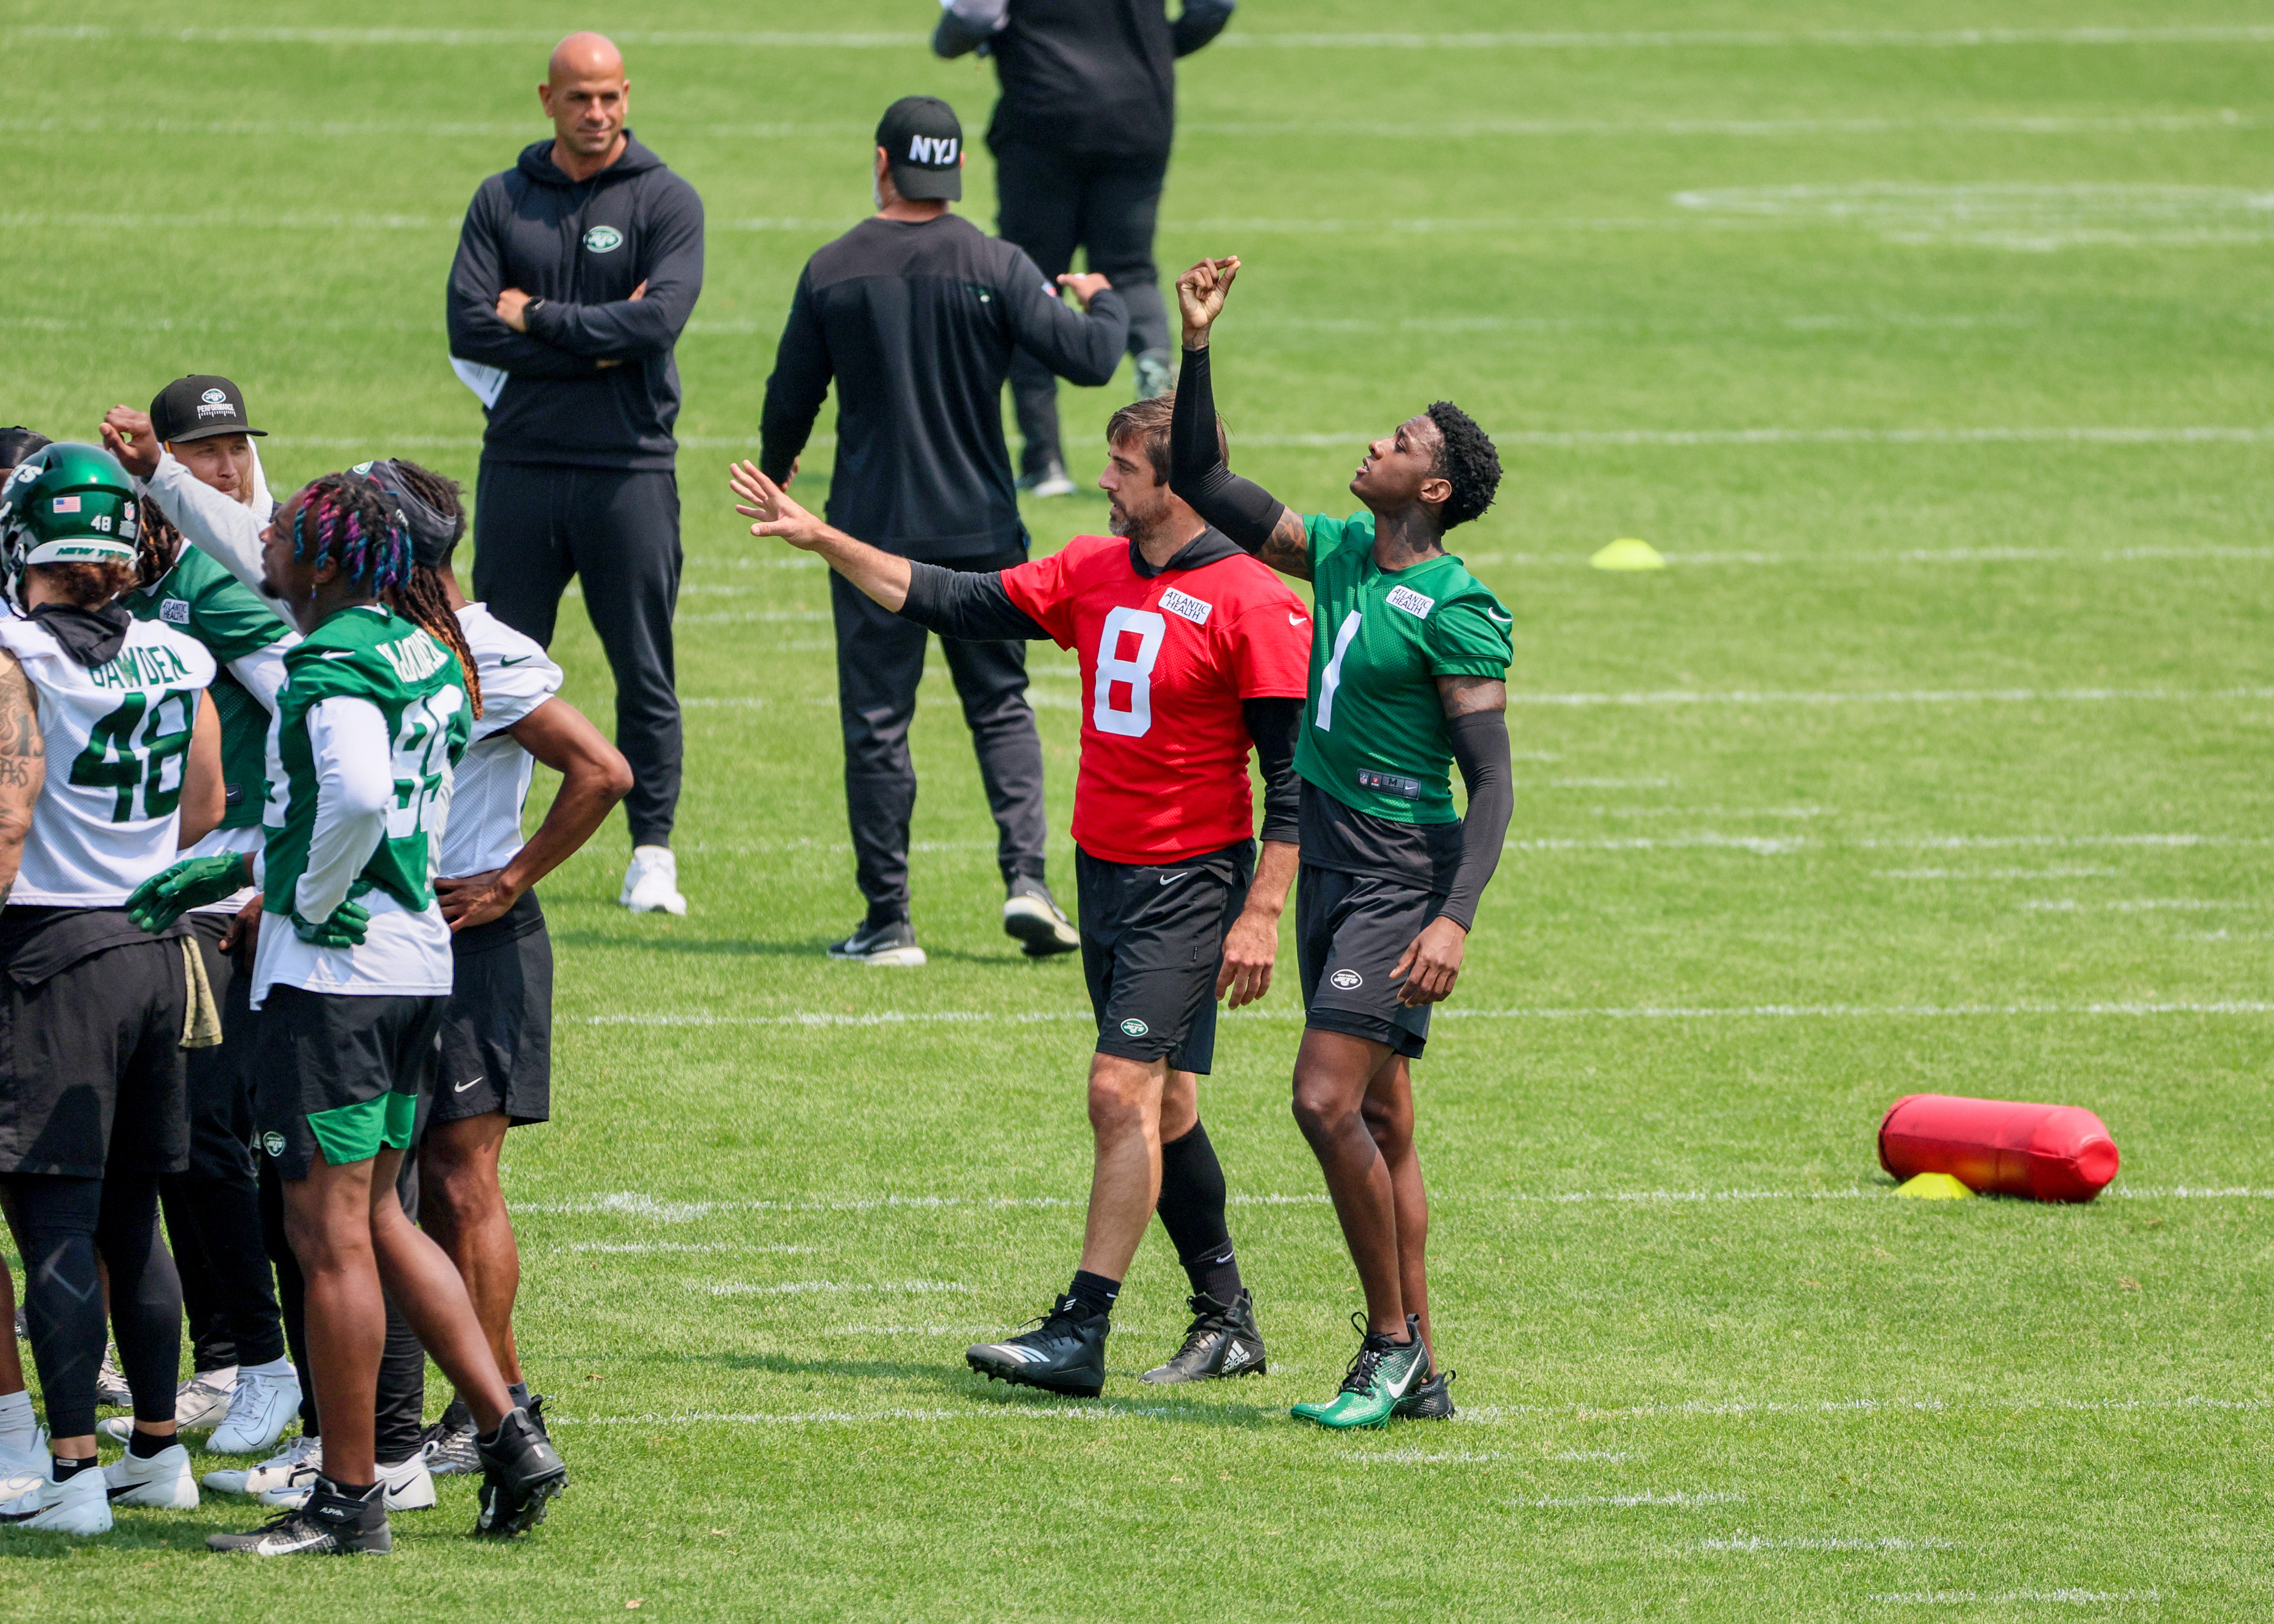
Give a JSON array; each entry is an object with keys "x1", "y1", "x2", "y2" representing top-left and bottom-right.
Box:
[{"x1": 130, "y1": 467, "x2": 566, "y2": 1555}]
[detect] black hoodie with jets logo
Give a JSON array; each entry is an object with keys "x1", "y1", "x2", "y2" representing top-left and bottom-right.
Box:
[{"x1": 446, "y1": 134, "x2": 705, "y2": 470}]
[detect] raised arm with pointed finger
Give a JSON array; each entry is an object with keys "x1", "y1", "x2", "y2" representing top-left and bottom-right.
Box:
[{"x1": 1167, "y1": 257, "x2": 1313, "y2": 580}]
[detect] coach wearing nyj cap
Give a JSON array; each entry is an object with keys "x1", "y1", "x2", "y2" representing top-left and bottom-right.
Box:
[
  {"x1": 755, "y1": 95, "x2": 1127, "y2": 967},
  {"x1": 446, "y1": 30, "x2": 703, "y2": 916}
]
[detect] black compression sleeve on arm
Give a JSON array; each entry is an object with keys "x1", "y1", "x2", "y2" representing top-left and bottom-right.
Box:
[
  {"x1": 1439, "y1": 708, "x2": 1513, "y2": 931},
  {"x1": 1172, "y1": 0, "x2": 1237, "y2": 54},
  {"x1": 1241, "y1": 696, "x2": 1303, "y2": 845},
  {"x1": 1168, "y1": 344, "x2": 1289, "y2": 555},
  {"x1": 899, "y1": 562, "x2": 1049, "y2": 641}
]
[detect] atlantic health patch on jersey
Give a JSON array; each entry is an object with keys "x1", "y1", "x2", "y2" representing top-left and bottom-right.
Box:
[
  {"x1": 1159, "y1": 587, "x2": 1213, "y2": 626},
  {"x1": 1385, "y1": 584, "x2": 1436, "y2": 619}
]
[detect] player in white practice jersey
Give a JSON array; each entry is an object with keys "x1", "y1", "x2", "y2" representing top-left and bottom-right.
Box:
[
  {"x1": 360, "y1": 460, "x2": 629, "y2": 1472},
  {"x1": 0, "y1": 444, "x2": 225, "y2": 1536}
]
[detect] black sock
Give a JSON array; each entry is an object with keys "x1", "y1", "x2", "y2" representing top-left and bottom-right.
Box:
[
  {"x1": 51, "y1": 1454, "x2": 98, "y2": 1482},
  {"x1": 127, "y1": 1428, "x2": 175, "y2": 1459},
  {"x1": 441, "y1": 1396, "x2": 472, "y2": 1433},
  {"x1": 507, "y1": 1381, "x2": 533, "y2": 1412},
  {"x1": 1157, "y1": 1121, "x2": 1242, "y2": 1302},
  {"x1": 321, "y1": 1477, "x2": 377, "y2": 1500},
  {"x1": 1067, "y1": 1269, "x2": 1119, "y2": 1318}
]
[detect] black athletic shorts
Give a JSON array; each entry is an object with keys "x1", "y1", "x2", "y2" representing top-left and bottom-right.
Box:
[
  {"x1": 433, "y1": 892, "x2": 552, "y2": 1127},
  {"x1": 0, "y1": 910, "x2": 189, "y2": 1177},
  {"x1": 1077, "y1": 841, "x2": 1254, "y2": 1075},
  {"x1": 1296, "y1": 866, "x2": 1444, "y2": 1059},
  {"x1": 252, "y1": 985, "x2": 445, "y2": 1182}
]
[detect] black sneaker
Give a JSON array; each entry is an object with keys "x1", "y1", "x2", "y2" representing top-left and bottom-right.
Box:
[
  {"x1": 1392, "y1": 1321, "x2": 1456, "y2": 1419},
  {"x1": 966, "y1": 1295, "x2": 1109, "y2": 1397},
  {"x1": 209, "y1": 1476, "x2": 391, "y2": 1556},
  {"x1": 828, "y1": 918, "x2": 926, "y2": 966},
  {"x1": 420, "y1": 1400, "x2": 479, "y2": 1477},
  {"x1": 1141, "y1": 1290, "x2": 1268, "y2": 1384},
  {"x1": 1001, "y1": 879, "x2": 1078, "y2": 958},
  {"x1": 474, "y1": 1406, "x2": 568, "y2": 1538}
]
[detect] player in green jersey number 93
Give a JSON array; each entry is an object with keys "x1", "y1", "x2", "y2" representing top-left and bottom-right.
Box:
[{"x1": 1169, "y1": 256, "x2": 1518, "y2": 1431}]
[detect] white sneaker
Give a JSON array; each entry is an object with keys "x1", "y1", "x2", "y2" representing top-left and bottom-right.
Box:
[
  {"x1": 0, "y1": 1432, "x2": 48, "y2": 1503},
  {"x1": 620, "y1": 845, "x2": 686, "y2": 915},
  {"x1": 1002, "y1": 880, "x2": 1079, "y2": 957},
  {"x1": 206, "y1": 1364, "x2": 300, "y2": 1455},
  {"x1": 102, "y1": 1442, "x2": 199, "y2": 1509},
  {"x1": 175, "y1": 1369, "x2": 237, "y2": 1430},
  {"x1": 204, "y1": 1433, "x2": 318, "y2": 1497},
  {"x1": 0, "y1": 1463, "x2": 111, "y2": 1535},
  {"x1": 260, "y1": 1450, "x2": 433, "y2": 1512}
]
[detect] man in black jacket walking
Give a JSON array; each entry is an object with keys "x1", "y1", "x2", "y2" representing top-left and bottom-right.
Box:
[
  {"x1": 935, "y1": 0, "x2": 1236, "y2": 497},
  {"x1": 758, "y1": 96, "x2": 1127, "y2": 966},
  {"x1": 447, "y1": 32, "x2": 703, "y2": 916}
]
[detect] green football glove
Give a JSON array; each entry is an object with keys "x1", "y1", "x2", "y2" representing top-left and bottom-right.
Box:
[
  {"x1": 125, "y1": 853, "x2": 254, "y2": 934},
  {"x1": 291, "y1": 899, "x2": 371, "y2": 949}
]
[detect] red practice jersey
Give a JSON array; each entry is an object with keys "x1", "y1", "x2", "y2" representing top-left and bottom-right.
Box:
[{"x1": 1002, "y1": 533, "x2": 1311, "y2": 865}]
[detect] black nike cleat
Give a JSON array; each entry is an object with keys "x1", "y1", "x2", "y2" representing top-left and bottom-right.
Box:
[
  {"x1": 1141, "y1": 1290, "x2": 1268, "y2": 1384},
  {"x1": 420, "y1": 1397, "x2": 479, "y2": 1476},
  {"x1": 209, "y1": 1477, "x2": 392, "y2": 1556},
  {"x1": 474, "y1": 1406, "x2": 568, "y2": 1538},
  {"x1": 1393, "y1": 1366, "x2": 1457, "y2": 1419},
  {"x1": 966, "y1": 1295, "x2": 1109, "y2": 1397}
]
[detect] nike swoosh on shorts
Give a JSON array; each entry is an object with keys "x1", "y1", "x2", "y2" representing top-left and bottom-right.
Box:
[{"x1": 454, "y1": 1076, "x2": 484, "y2": 1093}]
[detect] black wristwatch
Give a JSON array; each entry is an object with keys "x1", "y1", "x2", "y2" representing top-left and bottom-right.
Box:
[{"x1": 525, "y1": 298, "x2": 546, "y2": 316}]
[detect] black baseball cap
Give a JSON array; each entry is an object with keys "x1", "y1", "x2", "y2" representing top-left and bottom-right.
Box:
[
  {"x1": 876, "y1": 95, "x2": 963, "y2": 202},
  {"x1": 149, "y1": 375, "x2": 265, "y2": 445}
]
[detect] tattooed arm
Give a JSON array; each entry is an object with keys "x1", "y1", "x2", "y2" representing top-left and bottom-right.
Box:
[{"x1": 0, "y1": 651, "x2": 45, "y2": 908}]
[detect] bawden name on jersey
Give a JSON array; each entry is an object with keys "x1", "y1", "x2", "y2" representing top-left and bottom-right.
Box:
[
  {"x1": 0, "y1": 616, "x2": 218, "y2": 907},
  {"x1": 1001, "y1": 532, "x2": 1310, "y2": 866}
]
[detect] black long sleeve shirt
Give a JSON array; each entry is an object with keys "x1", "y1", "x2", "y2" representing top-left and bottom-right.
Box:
[
  {"x1": 759, "y1": 214, "x2": 1128, "y2": 561},
  {"x1": 934, "y1": 0, "x2": 1237, "y2": 155},
  {"x1": 446, "y1": 136, "x2": 704, "y2": 470}
]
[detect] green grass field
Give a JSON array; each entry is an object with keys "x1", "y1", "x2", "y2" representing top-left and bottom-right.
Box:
[{"x1": 4, "y1": 0, "x2": 2273, "y2": 1616}]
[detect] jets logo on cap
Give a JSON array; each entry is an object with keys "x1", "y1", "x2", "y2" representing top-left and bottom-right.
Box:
[
  {"x1": 583, "y1": 224, "x2": 624, "y2": 254},
  {"x1": 200, "y1": 387, "x2": 227, "y2": 405}
]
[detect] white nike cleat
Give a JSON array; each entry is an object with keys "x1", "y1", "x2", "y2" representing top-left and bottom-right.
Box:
[
  {"x1": 204, "y1": 1433, "x2": 318, "y2": 1498},
  {"x1": 103, "y1": 1443, "x2": 199, "y2": 1509},
  {"x1": 0, "y1": 1464, "x2": 111, "y2": 1535},
  {"x1": 0, "y1": 1433, "x2": 48, "y2": 1503},
  {"x1": 99, "y1": 1368, "x2": 237, "y2": 1442},
  {"x1": 260, "y1": 1449, "x2": 432, "y2": 1512},
  {"x1": 206, "y1": 1364, "x2": 300, "y2": 1455},
  {"x1": 620, "y1": 845, "x2": 687, "y2": 915}
]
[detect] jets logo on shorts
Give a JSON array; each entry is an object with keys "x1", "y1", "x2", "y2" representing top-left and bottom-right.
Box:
[
  {"x1": 262, "y1": 1131, "x2": 286, "y2": 1157},
  {"x1": 1330, "y1": 969, "x2": 1364, "y2": 991},
  {"x1": 583, "y1": 224, "x2": 625, "y2": 254},
  {"x1": 1120, "y1": 1017, "x2": 1149, "y2": 1037}
]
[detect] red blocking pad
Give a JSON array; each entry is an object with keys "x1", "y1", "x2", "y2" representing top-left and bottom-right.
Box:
[{"x1": 1878, "y1": 1094, "x2": 2122, "y2": 1203}]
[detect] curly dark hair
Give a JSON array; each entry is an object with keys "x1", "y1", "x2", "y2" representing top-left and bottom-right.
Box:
[
  {"x1": 292, "y1": 472, "x2": 412, "y2": 595},
  {"x1": 1424, "y1": 401, "x2": 1501, "y2": 531}
]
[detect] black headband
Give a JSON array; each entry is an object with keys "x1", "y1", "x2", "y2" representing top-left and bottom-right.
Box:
[{"x1": 353, "y1": 458, "x2": 463, "y2": 569}]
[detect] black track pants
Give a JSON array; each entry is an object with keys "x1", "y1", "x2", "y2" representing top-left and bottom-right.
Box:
[
  {"x1": 7, "y1": 1170, "x2": 181, "y2": 1440},
  {"x1": 994, "y1": 140, "x2": 1173, "y2": 476},
  {"x1": 832, "y1": 556, "x2": 1048, "y2": 924},
  {"x1": 472, "y1": 459, "x2": 684, "y2": 846},
  {"x1": 160, "y1": 914, "x2": 285, "y2": 1371}
]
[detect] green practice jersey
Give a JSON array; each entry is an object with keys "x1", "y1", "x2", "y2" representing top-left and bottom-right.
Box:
[
  {"x1": 1292, "y1": 512, "x2": 1513, "y2": 824},
  {"x1": 128, "y1": 546, "x2": 292, "y2": 831},
  {"x1": 264, "y1": 604, "x2": 471, "y2": 917}
]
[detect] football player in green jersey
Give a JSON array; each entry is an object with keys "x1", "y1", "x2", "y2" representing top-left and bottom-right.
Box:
[
  {"x1": 1169, "y1": 256, "x2": 1516, "y2": 1431},
  {"x1": 131, "y1": 474, "x2": 566, "y2": 1553}
]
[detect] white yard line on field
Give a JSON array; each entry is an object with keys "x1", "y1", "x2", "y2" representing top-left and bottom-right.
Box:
[
  {"x1": 16, "y1": 24, "x2": 2268, "y2": 48},
  {"x1": 1466, "y1": 547, "x2": 2274, "y2": 568},
  {"x1": 701, "y1": 1280, "x2": 967, "y2": 1296},
  {"x1": 582, "y1": 1000, "x2": 2274, "y2": 1031},
  {"x1": 1507, "y1": 686, "x2": 2274, "y2": 706},
  {"x1": 1246, "y1": 426, "x2": 2274, "y2": 447},
  {"x1": 1702, "y1": 1535, "x2": 1958, "y2": 1551},
  {"x1": 1869, "y1": 1590, "x2": 2160, "y2": 1607},
  {"x1": 1525, "y1": 1491, "x2": 1746, "y2": 1507}
]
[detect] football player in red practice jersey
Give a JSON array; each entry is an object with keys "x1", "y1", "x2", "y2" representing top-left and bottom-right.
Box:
[{"x1": 730, "y1": 395, "x2": 1309, "y2": 1396}]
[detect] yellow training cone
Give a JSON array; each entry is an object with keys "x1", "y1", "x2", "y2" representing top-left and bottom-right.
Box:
[
  {"x1": 1590, "y1": 538, "x2": 1666, "y2": 571},
  {"x1": 1895, "y1": 1172, "x2": 1975, "y2": 1200}
]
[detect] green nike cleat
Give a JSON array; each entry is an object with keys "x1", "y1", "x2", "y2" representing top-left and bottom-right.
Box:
[{"x1": 1292, "y1": 1313, "x2": 1430, "y2": 1430}]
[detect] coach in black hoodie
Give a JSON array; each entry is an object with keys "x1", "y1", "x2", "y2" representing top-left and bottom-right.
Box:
[{"x1": 446, "y1": 31, "x2": 704, "y2": 916}]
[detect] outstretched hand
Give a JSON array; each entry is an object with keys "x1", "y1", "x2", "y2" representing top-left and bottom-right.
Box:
[
  {"x1": 1175, "y1": 256, "x2": 1241, "y2": 345},
  {"x1": 99, "y1": 407, "x2": 160, "y2": 479},
  {"x1": 729, "y1": 460, "x2": 829, "y2": 549}
]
